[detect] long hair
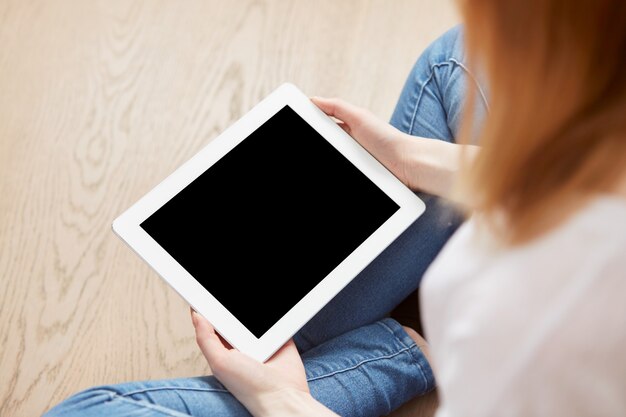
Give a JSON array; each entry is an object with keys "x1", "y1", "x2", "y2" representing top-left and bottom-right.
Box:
[{"x1": 457, "y1": 0, "x2": 626, "y2": 244}]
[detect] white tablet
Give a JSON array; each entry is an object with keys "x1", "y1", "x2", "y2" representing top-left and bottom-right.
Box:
[{"x1": 113, "y1": 83, "x2": 425, "y2": 362}]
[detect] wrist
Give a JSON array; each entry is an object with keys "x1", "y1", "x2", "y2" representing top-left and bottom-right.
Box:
[{"x1": 399, "y1": 134, "x2": 478, "y2": 200}]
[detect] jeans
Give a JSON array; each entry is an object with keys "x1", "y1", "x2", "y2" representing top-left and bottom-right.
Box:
[{"x1": 44, "y1": 26, "x2": 488, "y2": 417}]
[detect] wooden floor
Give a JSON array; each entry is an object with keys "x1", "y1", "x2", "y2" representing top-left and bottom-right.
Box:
[{"x1": 0, "y1": 1, "x2": 457, "y2": 415}]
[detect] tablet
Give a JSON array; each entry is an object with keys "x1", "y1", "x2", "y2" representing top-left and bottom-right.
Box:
[{"x1": 113, "y1": 83, "x2": 425, "y2": 362}]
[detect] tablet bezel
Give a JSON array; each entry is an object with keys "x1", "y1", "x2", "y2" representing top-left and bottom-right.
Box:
[{"x1": 113, "y1": 83, "x2": 425, "y2": 362}]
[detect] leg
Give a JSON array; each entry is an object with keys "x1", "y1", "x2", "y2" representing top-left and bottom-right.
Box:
[
  {"x1": 306, "y1": 319, "x2": 434, "y2": 417},
  {"x1": 44, "y1": 319, "x2": 433, "y2": 417},
  {"x1": 390, "y1": 25, "x2": 488, "y2": 140},
  {"x1": 295, "y1": 26, "x2": 489, "y2": 352},
  {"x1": 43, "y1": 377, "x2": 250, "y2": 417}
]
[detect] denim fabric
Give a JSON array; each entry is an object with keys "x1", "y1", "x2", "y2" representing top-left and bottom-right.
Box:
[
  {"x1": 44, "y1": 25, "x2": 488, "y2": 417},
  {"x1": 44, "y1": 320, "x2": 432, "y2": 417},
  {"x1": 390, "y1": 26, "x2": 488, "y2": 140}
]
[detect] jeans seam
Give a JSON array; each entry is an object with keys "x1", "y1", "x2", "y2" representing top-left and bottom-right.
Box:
[
  {"x1": 409, "y1": 59, "x2": 489, "y2": 136},
  {"x1": 378, "y1": 319, "x2": 412, "y2": 350},
  {"x1": 306, "y1": 346, "x2": 414, "y2": 382},
  {"x1": 378, "y1": 319, "x2": 429, "y2": 390},
  {"x1": 407, "y1": 345, "x2": 430, "y2": 391},
  {"x1": 448, "y1": 57, "x2": 490, "y2": 112},
  {"x1": 120, "y1": 386, "x2": 229, "y2": 397},
  {"x1": 110, "y1": 392, "x2": 198, "y2": 417},
  {"x1": 409, "y1": 64, "x2": 437, "y2": 135}
]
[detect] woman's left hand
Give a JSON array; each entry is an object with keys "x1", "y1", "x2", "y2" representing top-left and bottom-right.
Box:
[{"x1": 191, "y1": 309, "x2": 330, "y2": 417}]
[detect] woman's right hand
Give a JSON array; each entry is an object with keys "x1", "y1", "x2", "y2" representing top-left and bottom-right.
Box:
[
  {"x1": 311, "y1": 97, "x2": 478, "y2": 201},
  {"x1": 311, "y1": 97, "x2": 414, "y2": 189}
]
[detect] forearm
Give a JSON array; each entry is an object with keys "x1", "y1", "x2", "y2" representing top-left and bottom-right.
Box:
[
  {"x1": 397, "y1": 133, "x2": 479, "y2": 201},
  {"x1": 256, "y1": 390, "x2": 338, "y2": 417}
]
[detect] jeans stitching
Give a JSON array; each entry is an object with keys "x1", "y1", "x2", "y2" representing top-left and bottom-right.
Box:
[
  {"x1": 378, "y1": 319, "x2": 412, "y2": 350},
  {"x1": 408, "y1": 59, "x2": 489, "y2": 136},
  {"x1": 111, "y1": 393, "x2": 200, "y2": 417},
  {"x1": 409, "y1": 65, "x2": 437, "y2": 135},
  {"x1": 408, "y1": 346, "x2": 429, "y2": 391},
  {"x1": 120, "y1": 386, "x2": 229, "y2": 397},
  {"x1": 306, "y1": 345, "x2": 413, "y2": 382},
  {"x1": 448, "y1": 58, "x2": 490, "y2": 112},
  {"x1": 378, "y1": 320, "x2": 429, "y2": 390}
]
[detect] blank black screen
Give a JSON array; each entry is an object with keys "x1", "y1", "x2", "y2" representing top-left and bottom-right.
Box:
[{"x1": 141, "y1": 105, "x2": 399, "y2": 338}]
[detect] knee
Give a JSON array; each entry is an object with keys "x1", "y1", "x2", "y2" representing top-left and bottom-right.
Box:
[
  {"x1": 424, "y1": 25, "x2": 465, "y2": 65},
  {"x1": 405, "y1": 25, "x2": 466, "y2": 93},
  {"x1": 43, "y1": 387, "x2": 116, "y2": 417},
  {"x1": 402, "y1": 325, "x2": 433, "y2": 364}
]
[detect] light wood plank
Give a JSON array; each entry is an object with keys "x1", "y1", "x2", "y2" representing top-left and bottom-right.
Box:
[{"x1": 0, "y1": 1, "x2": 458, "y2": 415}]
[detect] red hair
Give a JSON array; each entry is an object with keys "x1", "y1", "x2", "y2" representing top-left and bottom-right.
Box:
[{"x1": 458, "y1": 0, "x2": 626, "y2": 244}]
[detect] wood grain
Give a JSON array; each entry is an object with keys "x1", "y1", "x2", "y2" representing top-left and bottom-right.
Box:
[{"x1": 0, "y1": 1, "x2": 457, "y2": 415}]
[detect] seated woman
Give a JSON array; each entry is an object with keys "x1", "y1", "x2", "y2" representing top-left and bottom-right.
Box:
[{"x1": 45, "y1": 0, "x2": 626, "y2": 416}]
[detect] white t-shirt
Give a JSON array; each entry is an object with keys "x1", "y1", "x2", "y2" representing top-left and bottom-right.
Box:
[{"x1": 421, "y1": 196, "x2": 626, "y2": 417}]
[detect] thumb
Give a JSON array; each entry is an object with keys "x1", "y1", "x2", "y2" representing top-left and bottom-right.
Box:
[{"x1": 311, "y1": 97, "x2": 365, "y2": 127}]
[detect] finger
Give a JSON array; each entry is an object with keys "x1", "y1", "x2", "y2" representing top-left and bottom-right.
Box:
[
  {"x1": 311, "y1": 97, "x2": 364, "y2": 126},
  {"x1": 336, "y1": 121, "x2": 351, "y2": 135},
  {"x1": 281, "y1": 339, "x2": 298, "y2": 353},
  {"x1": 192, "y1": 311, "x2": 229, "y2": 364},
  {"x1": 192, "y1": 313, "x2": 232, "y2": 350},
  {"x1": 216, "y1": 332, "x2": 234, "y2": 350},
  {"x1": 267, "y1": 339, "x2": 299, "y2": 364}
]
